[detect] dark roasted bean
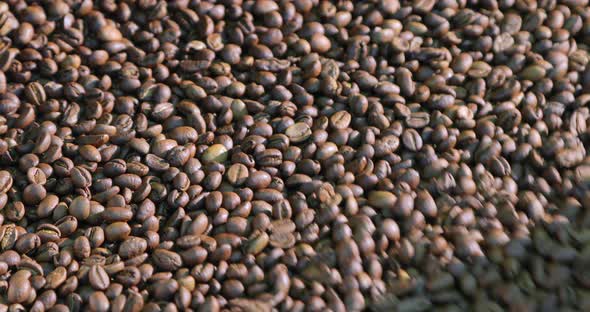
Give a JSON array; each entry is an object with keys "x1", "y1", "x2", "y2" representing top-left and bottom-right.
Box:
[{"x1": 88, "y1": 265, "x2": 110, "y2": 291}]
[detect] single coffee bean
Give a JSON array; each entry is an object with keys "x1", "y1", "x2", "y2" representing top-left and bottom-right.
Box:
[
  {"x1": 89, "y1": 265, "x2": 110, "y2": 290},
  {"x1": 0, "y1": 170, "x2": 13, "y2": 193},
  {"x1": 79, "y1": 145, "x2": 102, "y2": 162},
  {"x1": 7, "y1": 270, "x2": 32, "y2": 303},
  {"x1": 45, "y1": 266, "x2": 68, "y2": 290},
  {"x1": 201, "y1": 144, "x2": 229, "y2": 163},
  {"x1": 105, "y1": 222, "x2": 131, "y2": 242},
  {"x1": 25, "y1": 81, "x2": 46, "y2": 106},
  {"x1": 329, "y1": 111, "x2": 352, "y2": 130},
  {"x1": 27, "y1": 167, "x2": 47, "y2": 185},
  {"x1": 88, "y1": 291, "x2": 110, "y2": 312},
  {"x1": 368, "y1": 191, "x2": 398, "y2": 210},
  {"x1": 69, "y1": 195, "x2": 90, "y2": 221},
  {"x1": 226, "y1": 163, "x2": 249, "y2": 186},
  {"x1": 286, "y1": 122, "x2": 312, "y2": 143},
  {"x1": 151, "y1": 249, "x2": 183, "y2": 271},
  {"x1": 119, "y1": 237, "x2": 148, "y2": 259},
  {"x1": 402, "y1": 129, "x2": 424, "y2": 152},
  {"x1": 22, "y1": 184, "x2": 46, "y2": 205}
]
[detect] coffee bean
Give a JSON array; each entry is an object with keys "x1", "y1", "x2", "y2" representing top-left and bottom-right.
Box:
[
  {"x1": 285, "y1": 122, "x2": 312, "y2": 143},
  {"x1": 70, "y1": 166, "x2": 92, "y2": 188},
  {"x1": 102, "y1": 207, "x2": 133, "y2": 223},
  {"x1": 7, "y1": 270, "x2": 31, "y2": 303},
  {"x1": 256, "y1": 149, "x2": 282, "y2": 167},
  {"x1": 368, "y1": 191, "x2": 397, "y2": 210},
  {"x1": 118, "y1": 237, "x2": 148, "y2": 259},
  {"x1": 23, "y1": 184, "x2": 46, "y2": 205},
  {"x1": 88, "y1": 291, "x2": 110, "y2": 312},
  {"x1": 151, "y1": 249, "x2": 183, "y2": 271},
  {"x1": 329, "y1": 111, "x2": 352, "y2": 130},
  {"x1": 25, "y1": 82, "x2": 46, "y2": 106},
  {"x1": 201, "y1": 144, "x2": 228, "y2": 163},
  {"x1": 69, "y1": 196, "x2": 90, "y2": 221},
  {"x1": 0, "y1": 170, "x2": 13, "y2": 193},
  {"x1": 402, "y1": 129, "x2": 423, "y2": 152},
  {"x1": 113, "y1": 174, "x2": 142, "y2": 190},
  {"x1": 45, "y1": 266, "x2": 67, "y2": 290},
  {"x1": 37, "y1": 195, "x2": 59, "y2": 218},
  {"x1": 105, "y1": 222, "x2": 131, "y2": 242},
  {"x1": 406, "y1": 112, "x2": 430, "y2": 129},
  {"x1": 79, "y1": 145, "x2": 102, "y2": 162},
  {"x1": 226, "y1": 163, "x2": 249, "y2": 186},
  {"x1": 27, "y1": 167, "x2": 47, "y2": 185},
  {"x1": 88, "y1": 265, "x2": 110, "y2": 291}
]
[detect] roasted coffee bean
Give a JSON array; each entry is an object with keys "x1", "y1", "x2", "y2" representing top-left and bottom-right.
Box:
[
  {"x1": 0, "y1": 170, "x2": 12, "y2": 193},
  {"x1": 402, "y1": 129, "x2": 423, "y2": 152},
  {"x1": 88, "y1": 291, "x2": 109, "y2": 312},
  {"x1": 27, "y1": 167, "x2": 47, "y2": 185},
  {"x1": 25, "y1": 81, "x2": 46, "y2": 106},
  {"x1": 7, "y1": 270, "x2": 31, "y2": 303},
  {"x1": 226, "y1": 164, "x2": 249, "y2": 186},
  {"x1": 45, "y1": 266, "x2": 67, "y2": 290},
  {"x1": 69, "y1": 195, "x2": 90, "y2": 221},
  {"x1": 285, "y1": 123, "x2": 312, "y2": 143},
  {"x1": 105, "y1": 222, "x2": 131, "y2": 242},
  {"x1": 118, "y1": 237, "x2": 147, "y2": 259},
  {"x1": 329, "y1": 111, "x2": 352, "y2": 130},
  {"x1": 368, "y1": 191, "x2": 397, "y2": 210},
  {"x1": 23, "y1": 184, "x2": 46, "y2": 205},
  {"x1": 88, "y1": 265, "x2": 110, "y2": 291},
  {"x1": 151, "y1": 249, "x2": 183, "y2": 271}
]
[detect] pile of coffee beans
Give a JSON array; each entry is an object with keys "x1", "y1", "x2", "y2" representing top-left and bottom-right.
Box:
[{"x1": 0, "y1": 0, "x2": 590, "y2": 311}]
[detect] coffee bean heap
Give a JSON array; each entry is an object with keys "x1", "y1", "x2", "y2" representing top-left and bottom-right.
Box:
[{"x1": 0, "y1": 0, "x2": 589, "y2": 311}]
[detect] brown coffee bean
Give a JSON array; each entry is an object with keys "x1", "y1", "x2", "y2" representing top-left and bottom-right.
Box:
[
  {"x1": 98, "y1": 24, "x2": 122, "y2": 41},
  {"x1": 45, "y1": 266, "x2": 67, "y2": 290},
  {"x1": 113, "y1": 174, "x2": 142, "y2": 190},
  {"x1": 105, "y1": 222, "x2": 131, "y2": 242},
  {"x1": 14, "y1": 233, "x2": 40, "y2": 254},
  {"x1": 119, "y1": 237, "x2": 148, "y2": 259},
  {"x1": 27, "y1": 167, "x2": 47, "y2": 185},
  {"x1": 102, "y1": 207, "x2": 133, "y2": 223},
  {"x1": 0, "y1": 224, "x2": 18, "y2": 252},
  {"x1": 176, "y1": 235, "x2": 202, "y2": 249},
  {"x1": 416, "y1": 190, "x2": 437, "y2": 218},
  {"x1": 7, "y1": 270, "x2": 31, "y2": 303},
  {"x1": 36, "y1": 224, "x2": 60, "y2": 244},
  {"x1": 368, "y1": 191, "x2": 397, "y2": 210},
  {"x1": 69, "y1": 196, "x2": 90, "y2": 221},
  {"x1": 226, "y1": 163, "x2": 249, "y2": 186},
  {"x1": 402, "y1": 129, "x2": 424, "y2": 152},
  {"x1": 406, "y1": 112, "x2": 430, "y2": 129},
  {"x1": 0, "y1": 171, "x2": 12, "y2": 193},
  {"x1": 152, "y1": 249, "x2": 183, "y2": 271},
  {"x1": 88, "y1": 291, "x2": 110, "y2": 312},
  {"x1": 179, "y1": 246, "x2": 208, "y2": 266},
  {"x1": 70, "y1": 166, "x2": 91, "y2": 188},
  {"x1": 89, "y1": 265, "x2": 110, "y2": 291},
  {"x1": 25, "y1": 81, "x2": 46, "y2": 106},
  {"x1": 79, "y1": 145, "x2": 102, "y2": 162},
  {"x1": 329, "y1": 111, "x2": 352, "y2": 130},
  {"x1": 22, "y1": 184, "x2": 45, "y2": 205}
]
